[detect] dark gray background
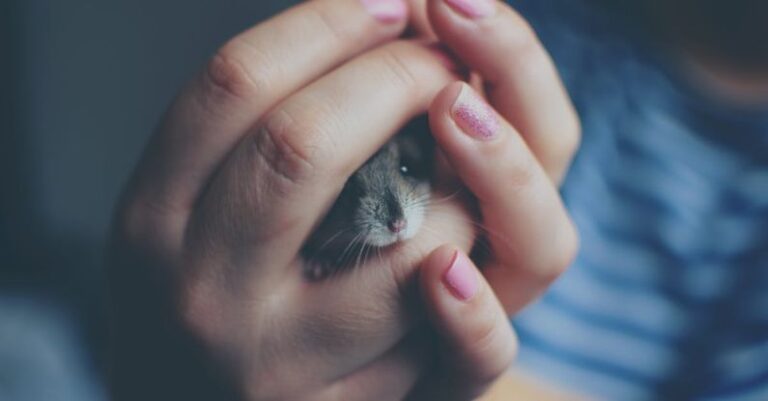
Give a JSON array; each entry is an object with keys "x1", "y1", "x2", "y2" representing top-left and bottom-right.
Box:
[{"x1": 1, "y1": 1, "x2": 298, "y2": 399}]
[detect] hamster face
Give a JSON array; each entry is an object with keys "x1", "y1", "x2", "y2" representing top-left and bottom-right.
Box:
[
  {"x1": 302, "y1": 118, "x2": 434, "y2": 275},
  {"x1": 351, "y1": 139, "x2": 431, "y2": 247}
]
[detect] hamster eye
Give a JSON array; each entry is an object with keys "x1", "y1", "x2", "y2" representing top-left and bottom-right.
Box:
[
  {"x1": 400, "y1": 160, "x2": 429, "y2": 180},
  {"x1": 399, "y1": 157, "x2": 428, "y2": 180},
  {"x1": 400, "y1": 162, "x2": 421, "y2": 178}
]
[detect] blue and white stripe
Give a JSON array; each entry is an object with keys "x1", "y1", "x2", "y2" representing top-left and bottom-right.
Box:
[{"x1": 507, "y1": 1, "x2": 768, "y2": 399}]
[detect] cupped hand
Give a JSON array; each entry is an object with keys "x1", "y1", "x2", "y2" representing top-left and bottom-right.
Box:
[
  {"x1": 108, "y1": 0, "x2": 580, "y2": 400},
  {"x1": 109, "y1": 0, "x2": 483, "y2": 400},
  {"x1": 402, "y1": 0, "x2": 582, "y2": 399},
  {"x1": 426, "y1": 0, "x2": 582, "y2": 312}
]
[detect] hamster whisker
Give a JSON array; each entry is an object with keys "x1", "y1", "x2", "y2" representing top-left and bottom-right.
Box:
[
  {"x1": 363, "y1": 244, "x2": 374, "y2": 270},
  {"x1": 406, "y1": 184, "x2": 427, "y2": 199},
  {"x1": 423, "y1": 188, "x2": 466, "y2": 206},
  {"x1": 329, "y1": 232, "x2": 368, "y2": 280},
  {"x1": 421, "y1": 209, "x2": 509, "y2": 256},
  {"x1": 411, "y1": 193, "x2": 430, "y2": 201},
  {"x1": 416, "y1": 223, "x2": 475, "y2": 247},
  {"x1": 313, "y1": 227, "x2": 353, "y2": 254},
  {"x1": 376, "y1": 247, "x2": 384, "y2": 267},
  {"x1": 424, "y1": 208, "x2": 488, "y2": 233},
  {"x1": 408, "y1": 187, "x2": 466, "y2": 209},
  {"x1": 409, "y1": 198, "x2": 433, "y2": 209},
  {"x1": 421, "y1": 220, "x2": 492, "y2": 256},
  {"x1": 407, "y1": 193, "x2": 434, "y2": 208},
  {"x1": 336, "y1": 231, "x2": 365, "y2": 268},
  {"x1": 354, "y1": 241, "x2": 369, "y2": 272}
]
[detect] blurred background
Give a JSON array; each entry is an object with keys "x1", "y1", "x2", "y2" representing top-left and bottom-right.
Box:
[{"x1": 1, "y1": 1, "x2": 297, "y2": 399}]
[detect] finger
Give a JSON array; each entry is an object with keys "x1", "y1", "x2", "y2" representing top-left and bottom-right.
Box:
[
  {"x1": 406, "y1": 0, "x2": 436, "y2": 38},
  {"x1": 179, "y1": 43, "x2": 462, "y2": 390},
  {"x1": 183, "y1": 43, "x2": 463, "y2": 381},
  {"x1": 310, "y1": 330, "x2": 431, "y2": 401},
  {"x1": 196, "y1": 40, "x2": 461, "y2": 270},
  {"x1": 408, "y1": 245, "x2": 517, "y2": 401},
  {"x1": 279, "y1": 183, "x2": 475, "y2": 381},
  {"x1": 429, "y1": 82, "x2": 578, "y2": 313},
  {"x1": 427, "y1": 0, "x2": 580, "y2": 183},
  {"x1": 244, "y1": 327, "x2": 429, "y2": 400},
  {"x1": 121, "y1": 0, "x2": 409, "y2": 253}
]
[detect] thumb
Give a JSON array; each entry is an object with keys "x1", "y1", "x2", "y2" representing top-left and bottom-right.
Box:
[{"x1": 410, "y1": 245, "x2": 517, "y2": 400}]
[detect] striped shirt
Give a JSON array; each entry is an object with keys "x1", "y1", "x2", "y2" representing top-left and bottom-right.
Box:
[{"x1": 508, "y1": 1, "x2": 768, "y2": 399}]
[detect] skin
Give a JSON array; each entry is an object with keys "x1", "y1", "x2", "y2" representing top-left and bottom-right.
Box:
[{"x1": 108, "y1": 0, "x2": 580, "y2": 400}]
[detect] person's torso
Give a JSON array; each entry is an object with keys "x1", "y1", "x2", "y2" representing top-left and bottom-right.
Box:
[{"x1": 507, "y1": 1, "x2": 768, "y2": 399}]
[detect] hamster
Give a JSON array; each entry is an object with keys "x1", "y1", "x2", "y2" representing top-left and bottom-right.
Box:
[{"x1": 303, "y1": 117, "x2": 434, "y2": 280}]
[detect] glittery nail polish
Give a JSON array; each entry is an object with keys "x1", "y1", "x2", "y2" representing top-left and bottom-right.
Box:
[{"x1": 451, "y1": 84, "x2": 499, "y2": 140}]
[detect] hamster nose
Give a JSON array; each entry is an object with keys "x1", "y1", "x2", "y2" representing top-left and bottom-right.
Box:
[{"x1": 388, "y1": 218, "x2": 407, "y2": 234}]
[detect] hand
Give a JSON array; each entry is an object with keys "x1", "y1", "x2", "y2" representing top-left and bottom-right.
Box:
[
  {"x1": 107, "y1": 0, "x2": 579, "y2": 400},
  {"x1": 107, "y1": 0, "x2": 505, "y2": 400},
  {"x1": 428, "y1": 0, "x2": 582, "y2": 311},
  {"x1": 401, "y1": 0, "x2": 582, "y2": 398}
]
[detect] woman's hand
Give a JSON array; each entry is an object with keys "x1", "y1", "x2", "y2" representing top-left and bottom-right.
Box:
[
  {"x1": 109, "y1": 0, "x2": 500, "y2": 400},
  {"x1": 108, "y1": 0, "x2": 580, "y2": 400},
  {"x1": 403, "y1": 0, "x2": 581, "y2": 399},
  {"x1": 426, "y1": 0, "x2": 581, "y2": 312}
]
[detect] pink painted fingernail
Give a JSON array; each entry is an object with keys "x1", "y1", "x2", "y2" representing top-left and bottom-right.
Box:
[
  {"x1": 444, "y1": 0, "x2": 496, "y2": 19},
  {"x1": 443, "y1": 250, "x2": 479, "y2": 301},
  {"x1": 361, "y1": 0, "x2": 408, "y2": 23},
  {"x1": 452, "y1": 84, "x2": 500, "y2": 140}
]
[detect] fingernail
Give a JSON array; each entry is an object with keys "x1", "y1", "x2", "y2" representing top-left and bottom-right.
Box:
[
  {"x1": 443, "y1": 250, "x2": 479, "y2": 301},
  {"x1": 361, "y1": 0, "x2": 408, "y2": 23},
  {"x1": 444, "y1": 0, "x2": 496, "y2": 19},
  {"x1": 452, "y1": 84, "x2": 500, "y2": 140}
]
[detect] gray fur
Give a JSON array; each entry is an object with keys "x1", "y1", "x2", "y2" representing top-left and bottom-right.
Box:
[{"x1": 303, "y1": 119, "x2": 433, "y2": 279}]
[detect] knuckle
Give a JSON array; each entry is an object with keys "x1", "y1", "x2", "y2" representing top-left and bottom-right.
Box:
[
  {"x1": 255, "y1": 108, "x2": 334, "y2": 187},
  {"x1": 558, "y1": 116, "x2": 582, "y2": 162},
  {"x1": 463, "y1": 311, "x2": 517, "y2": 382},
  {"x1": 491, "y1": 18, "x2": 553, "y2": 87},
  {"x1": 562, "y1": 111, "x2": 583, "y2": 157},
  {"x1": 467, "y1": 310, "x2": 501, "y2": 353},
  {"x1": 507, "y1": 45, "x2": 548, "y2": 87},
  {"x1": 546, "y1": 114, "x2": 582, "y2": 181},
  {"x1": 498, "y1": 146, "x2": 538, "y2": 189},
  {"x1": 554, "y1": 218, "x2": 580, "y2": 276},
  {"x1": 538, "y1": 218, "x2": 580, "y2": 284},
  {"x1": 178, "y1": 280, "x2": 221, "y2": 344},
  {"x1": 305, "y1": 2, "x2": 349, "y2": 44},
  {"x1": 205, "y1": 42, "x2": 270, "y2": 100},
  {"x1": 378, "y1": 45, "x2": 420, "y2": 94},
  {"x1": 504, "y1": 10, "x2": 540, "y2": 57},
  {"x1": 115, "y1": 199, "x2": 149, "y2": 245},
  {"x1": 112, "y1": 195, "x2": 180, "y2": 261},
  {"x1": 512, "y1": 159, "x2": 538, "y2": 189},
  {"x1": 116, "y1": 197, "x2": 162, "y2": 245},
  {"x1": 548, "y1": 108, "x2": 582, "y2": 163}
]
